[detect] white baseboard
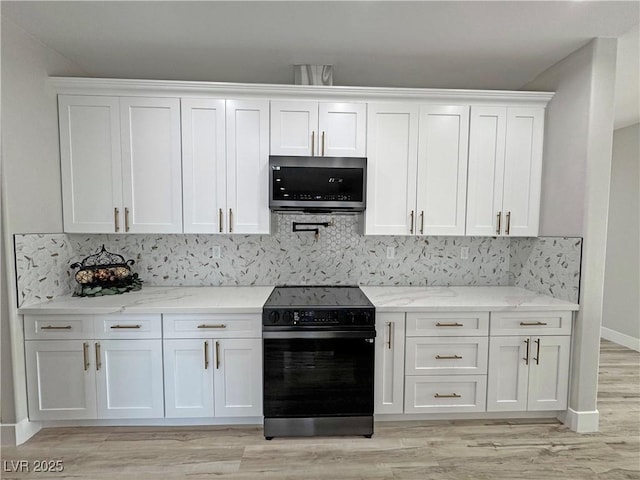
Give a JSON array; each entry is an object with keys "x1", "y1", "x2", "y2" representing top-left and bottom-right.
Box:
[
  {"x1": 559, "y1": 408, "x2": 599, "y2": 433},
  {"x1": 601, "y1": 327, "x2": 640, "y2": 352},
  {"x1": 0, "y1": 418, "x2": 41, "y2": 446}
]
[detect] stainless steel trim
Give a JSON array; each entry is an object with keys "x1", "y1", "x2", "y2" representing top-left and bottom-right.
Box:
[
  {"x1": 264, "y1": 416, "x2": 373, "y2": 439},
  {"x1": 263, "y1": 330, "x2": 376, "y2": 340}
]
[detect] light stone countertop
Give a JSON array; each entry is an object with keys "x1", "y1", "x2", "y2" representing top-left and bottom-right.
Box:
[
  {"x1": 359, "y1": 286, "x2": 579, "y2": 312},
  {"x1": 18, "y1": 285, "x2": 579, "y2": 315},
  {"x1": 18, "y1": 286, "x2": 276, "y2": 315}
]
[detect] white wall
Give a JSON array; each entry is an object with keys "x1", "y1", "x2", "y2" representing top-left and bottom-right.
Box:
[
  {"x1": 602, "y1": 123, "x2": 640, "y2": 350},
  {"x1": 1, "y1": 16, "x2": 86, "y2": 433},
  {"x1": 525, "y1": 38, "x2": 618, "y2": 432}
]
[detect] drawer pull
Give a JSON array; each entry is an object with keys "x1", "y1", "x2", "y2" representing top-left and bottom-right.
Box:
[
  {"x1": 435, "y1": 354, "x2": 463, "y2": 360},
  {"x1": 83, "y1": 342, "x2": 90, "y2": 371},
  {"x1": 41, "y1": 325, "x2": 72, "y2": 330},
  {"x1": 110, "y1": 324, "x2": 142, "y2": 329},
  {"x1": 519, "y1": 321, "x2": 548, "y2": 326},
  {"x1": 197, "y1": 324, "x2": 227, "y2": 329},
  {"x1": 435, "y1": 322, "x2": 464, "y2": 327},
  {"x1": 434, "y1": 393, "x2": 461, "y2": 399}
]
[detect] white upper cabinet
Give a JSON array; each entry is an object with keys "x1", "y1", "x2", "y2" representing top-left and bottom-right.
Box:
[
  {"x1": 365, "y1": 103, "x2": 419, "y2": 235},
  {"x1": 466, "y1": 106, "x2": 544, "y2": 237},
  {"x1": 59, "y1": 95, "x2": 182, "y2": 234},
  {"x1": 181, "y1": 98, "x2": 226, "y2": 234},
  {"x1": 120, "y1": 97, "x2": 183, "y2": 233},
  {"x1": 366, "y1": 103, "x2": 469, "y2": 236},
  {"x1": 416, "y1": 105, "x2": 470, "y2": 236},
  {"x1": 270, "y1": 100, "x2": 366, "y2": 157},
  {"x1": 181, "y1": 99, "x2": 270, "y2": 234},
  {"x1": 59, "y1": 96, "x2": 123, "y2": 233},
  {"x1": 226, "y1": 100, "x2": 271, "y2": 234}
]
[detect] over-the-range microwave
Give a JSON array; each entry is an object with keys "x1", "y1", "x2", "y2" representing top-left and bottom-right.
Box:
[{"x1": 269, "y1": 156, "x2": 367, "y2": 213}]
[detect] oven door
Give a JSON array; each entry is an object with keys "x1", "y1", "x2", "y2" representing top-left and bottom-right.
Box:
[{"x1": 263, "y1": 330, "x2": 375, "y2": 418}]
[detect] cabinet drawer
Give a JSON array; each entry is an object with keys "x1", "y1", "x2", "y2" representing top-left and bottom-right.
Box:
[
  {"x1": 94, "y1": 315, "x2": 161, "y2": 339},
  {"x1": 405, "y1": 337, "x2": 488, "y2": 375},
  {"x1": 24, "y1": 315, "x2": 94, "y2": 340},
  {"x1": 490, "y1": 311, "x2": 572, "y2": 336},
  {"x1": 163, "y1": 314, "x2": 261, "y2": 339},
  {"x1": 406, "y1": 312, "x2": 489, "y2": 336},
  {"x1": 405, "y1": 375, "x2": 487, "y2": 413}
]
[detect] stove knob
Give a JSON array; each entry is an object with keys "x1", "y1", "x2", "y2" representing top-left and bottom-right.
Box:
[
  {"x1": 282, "y1": 311, "x2": 293, "y2": 324},
  {"x1": 268, "y1": 311, "x2": 280, "y2": 324}
]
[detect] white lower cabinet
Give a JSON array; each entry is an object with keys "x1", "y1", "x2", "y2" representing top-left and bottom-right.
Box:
[
  {"x1": 163, "y1": 317, "x2": 262, "y2": 419},
  {"x1": 25, "y1": 340, "x2": 98, "y2": 421},
  {"x1": 95, "y1": 340, "x2": 164, "y2": 419},
  {"x1": 374, "y1": 313, "x2": 405, "y2": 414},
  {"x1": 486, "y1": 335, "x2": 571, "y2": 412},
  {"x1": 405, "y1": 375, "x2": 487, "y2": 413},
  {"x1": 25, "y1": 314, "x2": 164, "y2": 421},
  {"x1": 164, "y1": 338, "x2": 262, "y2": 418}
]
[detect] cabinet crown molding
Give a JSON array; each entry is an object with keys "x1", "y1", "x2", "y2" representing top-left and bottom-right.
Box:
[{"x1": 50, "y1": 77, "x2": 554, "y2": 106}]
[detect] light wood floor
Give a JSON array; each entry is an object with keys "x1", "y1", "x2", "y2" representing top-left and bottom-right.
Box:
[{"x1": 2, "y1": 339, "x2": 638, "y2": 479}]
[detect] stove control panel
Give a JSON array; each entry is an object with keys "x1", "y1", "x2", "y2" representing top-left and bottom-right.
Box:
[{"x1": 263, "y1": 308, "x2": 374, "y2": 327}]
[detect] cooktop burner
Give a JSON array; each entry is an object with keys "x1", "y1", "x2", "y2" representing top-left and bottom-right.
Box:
[{"x1": 264, "y1": 285, "x2": 373, "y2": 308}]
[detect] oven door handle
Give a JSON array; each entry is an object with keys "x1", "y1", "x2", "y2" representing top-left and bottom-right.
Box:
[{"x1": 263, "y1": 330, "x2": 376, "y2": 340}]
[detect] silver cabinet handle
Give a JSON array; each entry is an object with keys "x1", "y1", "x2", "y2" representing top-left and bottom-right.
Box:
[
  {"x1": 523, "y1": 338, "x2": 530, "y2": 365},
  {"x1": 219, "y1": 208, "x2": 223, "y2": 233},
  {"x1": 125, "y1": 207, "x2": 130, "y2": 232},
  {"x1": 496, "y1": 211, "x2": 502, "y2": 235},
  {"x1": 410, "y1": 210, "x2": 415, "y2": 234},
  {"x1": 311, "y1": 131, "x2": 315, "y2": 156},
  {"x1": 434, "y1": 393, "x2": 461, "y2": 399},
  {"x1": 436, "y1": 322, "x2": 463, "y2": 327},
  {"x1": 95, "y1": 342, "x2": 102, "y2": 371},
  {"x1": 83, "y1": 342, "x2": 90, "y2": 371},
  {"x1": 519, "y1": 321, "x2": 548, "y2": 326},
  {"x1": 435, "y1": 355, "x2": 463, "y2": 360},
  {"x1": 387, "y1": 322, "x2": 392, "y2": 350},
  {"x1": 420, "y1": 211, "x2": 424, "y2": 235},
  {"x1": 110, "y1": 324, "x2": 141, "y2": 329},
  {"x1": 204, "y1": 341, "x2": 209, "y2": 370},
  {"x1": 215, "y1": 341, "x2": 221, "y2": 369},
  {"x1": 41, "y1": 325, "x2": 72, "y2": 330},
  {"x1": 506, "y1": 211, "x2": 511, "y2": 235},
  {"x1": 197, "y1": 324, "x2": 226, "y2": 329},
  {"x1": 321, "y1": 131, "x2": 325, "y2": 156},
  {"x1": 114, "y1": 207, "x2": 120, "y2": 232},
  {"x1": 534, "y1": 338, "x2": 541, "y2": 365},
  {"x1": 229, "y1": 209, "x2": 233, "y2": 233}
]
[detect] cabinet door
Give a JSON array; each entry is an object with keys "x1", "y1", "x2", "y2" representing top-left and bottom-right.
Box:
[
  {"x1": 95, "y1": 340, "x2": 164, "y2": 419},
  {"x1": 318, "y1": 102, "x2": 366, "y2": 157},
  {"x1": 365, "y1": 103, "x2": 419, "y2": 235},
  {"x1": 120, "y1": 97, "x2": 182, "y2": 233},
  {"x1": 486, "y1": 335, "x2": 529, "y2": 412},
  {"x1": 59, "y1": 95, "x2": 122, "y2": 233},
  {"x1": 466, "y1": 106, "x2": 507, "y2": 236},
  {"x1": 270, "y1": 101, "x2": 318, "y2": 156},
  {"x1": 226, "y1": 100, "x2": 271, "y2": 234},
  {"x1": 163, "y1": 339, "x2": 214, "y2": 418},
  {"x1": 527, "y1": 336, "x2": 570, "y2": 411},
  {"x1": 416, "y1": 105, "x2": 470, "y2": 235},
  {"x1": 25, "y1": 341, "x2": 97, "y2": 420},
  {"x1": 375, "y1": 313, "x2": 405, "y2": 414},
  {"x1": 502, "y1": 107, "x2": 544, "y2": 237},
  {"x1": 181, "y1": 98, "x2": 227, "y2": 233},
  {"x1": 214, "y1": 338, "x2": 262, "y2": 417}
]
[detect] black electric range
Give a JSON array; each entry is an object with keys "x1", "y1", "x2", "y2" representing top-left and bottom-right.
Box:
[{"x1": 262, "y1": 286, "x2": 376, "y2": 439}]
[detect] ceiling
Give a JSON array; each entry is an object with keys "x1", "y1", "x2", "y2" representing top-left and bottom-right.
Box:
[{"x1": 2, "y1": 1, "x2": 639, "y2": 127}]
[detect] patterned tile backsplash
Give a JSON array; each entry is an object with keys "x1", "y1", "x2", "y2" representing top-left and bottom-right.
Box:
[{"x1": 14, "y1": 214, "x2": 582, "y2": 307}]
